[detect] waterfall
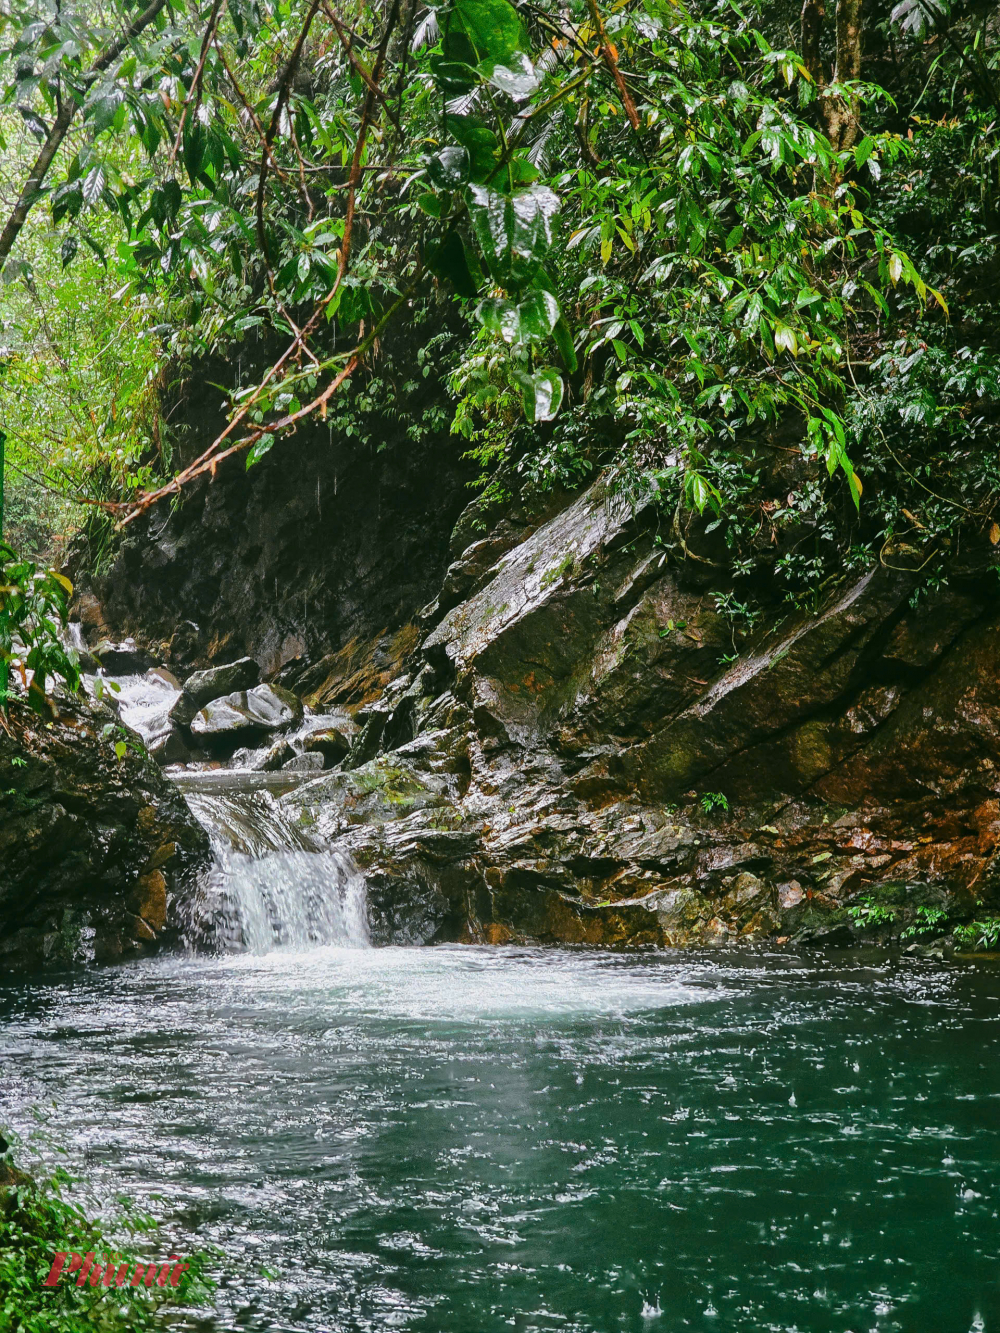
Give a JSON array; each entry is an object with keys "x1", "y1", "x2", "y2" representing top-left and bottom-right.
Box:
[
  {"x1": 179, "y1": 780, "x2": 371, "y2": 954},
  {"x1": 76, "y1": 666, "x2": 371, "y2": 953}
]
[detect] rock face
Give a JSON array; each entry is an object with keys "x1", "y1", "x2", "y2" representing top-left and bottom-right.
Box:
[
  {"x1": 0, "y1": 694, "x2": 211, "y2": 973},
  {"x1": 273, "y1": 475, "x2": 1000, "y2": 948},
  {"x1": 66, "y1": 427, "x2": 1000, "y2": 952},
  {"x1": 73, "y1": 327, "x2": 475, "y2": 677}
]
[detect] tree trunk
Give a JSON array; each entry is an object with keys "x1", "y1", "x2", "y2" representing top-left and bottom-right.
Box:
[{"x1": 801, "y1": 0, "x2": 864, "y2": 157}]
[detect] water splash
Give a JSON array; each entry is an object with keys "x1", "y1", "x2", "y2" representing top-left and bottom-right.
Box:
[{"x1": 83, "y1": 670, "x2": 180, "y2": 747}]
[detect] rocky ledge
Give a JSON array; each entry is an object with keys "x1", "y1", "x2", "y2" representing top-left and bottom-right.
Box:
[{"x1": 0, "y1": 693, "x2": 211, "y2": 973}]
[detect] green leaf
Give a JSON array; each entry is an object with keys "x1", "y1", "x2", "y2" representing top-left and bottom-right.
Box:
[
  {"x1": 445, "y1": 116, "x2": 500, "y2": 185},
  {"x1": 82, "y1": 165, "x2": 105, "y2": 206},
  {"x1": 60, "y1": 235, "x2": 78, "y2": 269},
  {"x1": 485, "y1": 53, "x2": 540, "y2": 101},
  {"x1": 50, "y1": 179, "x2": 83, "y2": 223},
  {"x1": 467, "y1": 182, "x2": 559, "y2": 280},
  {"x1": 854, "y1": 135, "x2": 875, "y2": 168},
  {"x1": 417, "y1": 192, "x2": 447, "y2": 217},
  {"x1": 425, "y1": 230, "x2": 483, "y2": 297},
  {"x1": 89, "y1": 89, "x2": 124, "y2": 136},
  {"x1": 552, "y1": 315, "x2": 578, "y2": 372},
  {"x1": 427, "y1": 145, "x2": 469, "y2": 190},
  {"x1": 478, "y1": 289, "x2": 559, "y2": 345},
  {"x1": 246, "y1": 434, "x2": 276, "y2": 469},
  {"x1": 452, "y1": 0, "x2": 528, "y2": 66},
  {"x1": 515, "y1": 367, "x2": 564, "y2": 423},
  {"x1": 684, "y1": 471, "x2": 721, "y2": 516}
]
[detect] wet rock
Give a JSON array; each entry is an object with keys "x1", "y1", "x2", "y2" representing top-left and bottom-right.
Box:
[
  {"x1": 282, "y1": 752, "x2": 326, "y2": 772},
  {"x1": 235, "y1": 737, "x2": 296, "y2": 771},
  {"x1": 282, "y1": 755, "x2": 454, "y2": 842},
  {"x1": 149, "y1": 727, "x2": 191, "y2": 766},
  {"x1": 0, "y1": 693, "x2": 211, "y2": 974},
  {"x1": 303, "y1": 728, "x2": 351, "y2": 763},
  {"x1": 170, "y1": 656, "x2": 261, "y2": 725},
  {"x1": 168, "y1": 620, "x2": 203, "y2": 667},
  {"x1": 148, "y1": 666, "x2": 183, "y2": 690},
  {"x1": 185, "y1": 657, "x2": 261, "y2": 704},
  {"x1": 189, "y1": 695, "x2": 260, "y2": 743},
  {"x1": 91, "y1": 638, "x2": 154, "y2": 674},
  {"x1": 189, "y1": 682, "x2": 303, "y2": 745},
  {"x1": 246, "y1": 682, "x2": 303, "y2": 728}
]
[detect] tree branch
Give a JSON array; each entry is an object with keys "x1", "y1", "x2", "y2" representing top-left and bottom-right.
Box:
[{"x1": 0, "y1": 0, "x2": 171, "y2": 274}]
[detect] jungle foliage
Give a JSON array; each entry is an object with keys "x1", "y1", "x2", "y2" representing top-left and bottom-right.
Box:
[
  {"x1": 0, "y1": 1137, "x2": 214, "y2": 1332},
  {"x1": 0, "y1": 0, "x2": 997, "y2": 634}
]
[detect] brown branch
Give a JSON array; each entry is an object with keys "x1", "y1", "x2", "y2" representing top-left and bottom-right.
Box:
[
  {"x1": 119, "y1": 286, "x2": 412, "y2": 525},
  {"x1": 119, "y1": 0, "x2": 404, "y2": 525},
  {"x1": 584, "y1": 0, "x2": 640, "y2": 131},
  {"x1": 337, "y1": 0, "x2": 401, "y2": 291},
  {"x1": 214, "y1": 38, "x2": 290, "y2": 184},
  {"x1": 0, "y1": 0, "x2": 171, "y2": 273},
  {"x1": 321, "y1": 0, "x2": 402, "y2": 132},
  {"x1": 255, "y1": 0, "x2": 323, "y2": 261},
  {"x1": 167, "y1": 0, "x2": 225, "y2": 169}
]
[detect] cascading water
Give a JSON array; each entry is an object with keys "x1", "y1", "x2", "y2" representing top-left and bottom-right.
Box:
[
  {"x1": 77, "y1": 657, "x2": 371, "y2": 955},
  {"x1": 178, "y1": 775, "x2": 370, "y2": 953}
]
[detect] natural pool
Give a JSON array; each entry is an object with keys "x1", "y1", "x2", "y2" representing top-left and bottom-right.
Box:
[{"x1": 2, "y1": 945, "x2": 999, "y2": 1332}]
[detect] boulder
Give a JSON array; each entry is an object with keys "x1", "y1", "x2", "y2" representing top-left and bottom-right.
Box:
[
  {"x1": 189, "y1": 683, "x2": 303, "y2": 746},
  {"x1": 282, "y1": 752, "x2": 326, "y2": 772},
  {"x1": 245, "y1": 682, "x2": 302, "y2": 728},
  {"x1": 0, "y1": 693, "x2": 211, "y2": 973},
  {"x1": 170, "y1": 656, "x2": 261, "y2": 725},
  {"x1": 149, "y1": 727, "x2": 192, "y2": 766},
  {"x1": 303, "y1": 727, "x2": 351, "y2": 763},
  {"x1": 234, "y1": 737, "x2": 296, "y2": 771},
  {"x1": 91, "y1": 639, "x2": 153, "y2": 674}
]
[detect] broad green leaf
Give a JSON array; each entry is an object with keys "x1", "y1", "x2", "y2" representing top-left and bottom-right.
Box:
[
  {"x1": 485, "y1": 53, "x2": 540, "y2": 101},
  {"x1": 515, "y1": 367, "x2": 564, "y2": 423},
  {"x1": 427, "y1": 145, "x2": 470, "y2": 190},
  {"x1": 445, "y1": 115, "x2": 500, "y2": 184},
  {"x1": 425, "y1": 230, "x2": 483, "y2": 297},
  {"x1": 82, "y1": 165, "x2": 105, "y2": 206},
  {"x1": 246, "y1": 434, "x2": 276, "y2": 469},
  {"x1": 452, "y1": 0, "x2": 528, "y2": 66}
]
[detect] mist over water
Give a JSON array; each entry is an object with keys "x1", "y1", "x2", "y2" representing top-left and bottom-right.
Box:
[{"x1": 3, "y1": 948, "x2": 1000, "y2": 1333}]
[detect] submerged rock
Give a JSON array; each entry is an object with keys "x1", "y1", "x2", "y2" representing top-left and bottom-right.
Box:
[{"x1": 0, "y1": 693, "x2": 211, "y2": 974}]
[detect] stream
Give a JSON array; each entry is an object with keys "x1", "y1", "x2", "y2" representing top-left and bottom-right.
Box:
[{"x1": 3, "y1": 675, "x2": 1000, "y2": 1332}]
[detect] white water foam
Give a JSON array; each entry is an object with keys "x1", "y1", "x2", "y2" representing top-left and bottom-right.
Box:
[{"x1": 82, "y1": 669, "x2": 180, "y2": 748}]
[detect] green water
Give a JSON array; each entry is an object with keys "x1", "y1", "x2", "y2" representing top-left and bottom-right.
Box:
[{"x1": 2, "y1": 946, "x2": 999, "y2": 1332}]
